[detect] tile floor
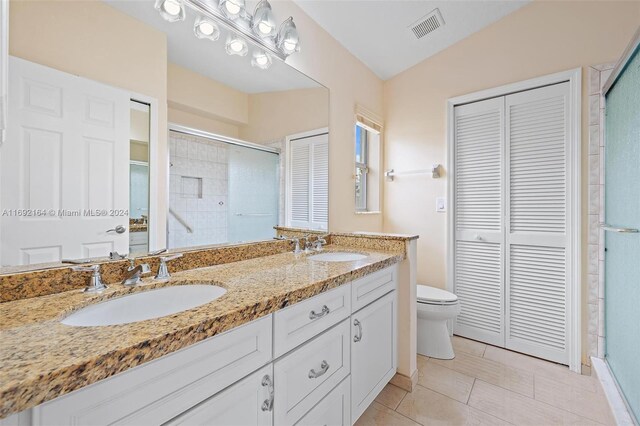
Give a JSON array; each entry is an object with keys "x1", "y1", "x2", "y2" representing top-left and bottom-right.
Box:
[{"x1": 356, "y1": 336, "x2": 616, "y2": 426}]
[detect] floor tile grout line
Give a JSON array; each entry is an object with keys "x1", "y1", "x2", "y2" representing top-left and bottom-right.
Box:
[
  {"x1": 386, "y1": 400, "x2": 425, "y2": 426},
  {"x1": 466, "y1": 378, "x2": 476, "y2": 405},
  {"x1": 471, "y1": 379, "x2": 611, "y2": 425},
  {"x1": 407, "y1": 382, "x2": 474, "y2": 407}
]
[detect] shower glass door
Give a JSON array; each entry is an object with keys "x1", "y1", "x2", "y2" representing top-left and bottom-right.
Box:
[
  {"x1": 604, "y1": 44, "x2": 640, "y2": 422},
  {"x1": 227, "y1": 145, "x2": 279, "y2": 243}
]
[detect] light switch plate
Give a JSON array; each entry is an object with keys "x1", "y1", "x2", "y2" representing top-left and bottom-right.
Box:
[{"x1": 436, "y1": 197, "x2": 446, "y2": 212}]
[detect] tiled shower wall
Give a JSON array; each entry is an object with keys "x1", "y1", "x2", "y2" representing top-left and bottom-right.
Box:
[
  {"x1": 587, "y1": 63, "x2": 615, "y2": 362},
  {"x1": 168, "y1": 131, "x2": 229, "y2": 249}
]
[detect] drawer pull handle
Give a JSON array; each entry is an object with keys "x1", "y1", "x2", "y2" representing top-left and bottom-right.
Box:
[
  {"x1": 354, "y1": 319, "x2": 363, "y2": 343},
  {"x1": 308, "y1": 360, "x2": 330, "y2": 379},
  {"x1": 261, "y1": 374, "x2": 274, "y2": 412},
  {"x1": 309, "y1": 305, "x2": 330, "y2": 320}
]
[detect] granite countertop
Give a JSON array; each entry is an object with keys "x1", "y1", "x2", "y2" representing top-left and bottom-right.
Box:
[{"x1": 0, "y1": 245, "x2": 403, "y2": 419}]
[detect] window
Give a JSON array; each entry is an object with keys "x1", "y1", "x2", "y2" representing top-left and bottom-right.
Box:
[{"x1": 354, "y1": 118, "x2": 381, "y2": 213}]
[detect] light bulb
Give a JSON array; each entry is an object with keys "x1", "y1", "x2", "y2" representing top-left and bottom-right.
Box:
[
  {"x1": 162, "y1": 0, "x2": 181, "y2": 16},
  {"x1": 225, "y1": 2, "x2": 240, "y2": 15},
  {"x1": 276, "y1": 17, "x2": 300, "y2": 55},
  {"x1": 194, "y1": 16, "x2": 220, "y2": 41},
  {"x1": 230, "y1": 40, "x2": 243, "y2": 52},
  {"x1": 219, "y1": 0, "x2": 245, "y2": 19},
  {"x1": 199, "y1": 22, "x2": 215, "y2": 35},
  {"x1": 251, "y1": 0, "x2": 277, "y2": 38},
  {"x1": 251, "y1": 51, "x2": 272, "y2": 69},
  {"x1": 225, "y1": 36, "x2": 248, "y2": 56},
  {"x1": 154, "y1": 0, "x2": 185, "y2": 22},
  {"x1": 258, "y1": 21, "x2": 273, "y2": 35}
]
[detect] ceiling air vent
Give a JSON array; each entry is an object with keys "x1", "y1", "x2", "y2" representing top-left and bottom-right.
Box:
[{"x1": 409, "y1": 8, "x2": 445, "y2": 40}]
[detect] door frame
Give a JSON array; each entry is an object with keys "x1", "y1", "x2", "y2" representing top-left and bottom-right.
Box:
[{"x1": 446, "y1": 68, "x2": 582, "y2": 373}]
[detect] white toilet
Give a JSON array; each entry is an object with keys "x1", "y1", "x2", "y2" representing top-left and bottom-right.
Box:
[{"x1": 417, "y1": 285, "x2": 461, "y2": 359}]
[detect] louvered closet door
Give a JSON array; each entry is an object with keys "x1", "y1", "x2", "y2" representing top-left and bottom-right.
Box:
[
  {"x1": 505, "y1": 82, "x2": 571, "y2": 364},
  {"x1": 453, "y1": 97, "x2": 505, "y2": 347}
]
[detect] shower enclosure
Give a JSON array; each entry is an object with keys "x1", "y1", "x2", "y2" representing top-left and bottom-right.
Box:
[
  {"x1": 603, "y1": 35, "x2": 640, "y2": 422},
  {"x1": 168, "y1": 127, "x2": 279, "y2": 249}
]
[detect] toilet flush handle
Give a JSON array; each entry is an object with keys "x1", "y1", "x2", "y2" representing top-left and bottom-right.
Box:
[{"x1": 474, "y1": 235, "x2": 484, "y2": 241}]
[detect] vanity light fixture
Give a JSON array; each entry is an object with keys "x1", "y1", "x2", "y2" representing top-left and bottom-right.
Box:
[
  {"x1": 251, "y1": 50, "x2": 272, "y2": 69},
  {"x1": 154, "y1": 0, "x2": 185, "y2": 22},
  {"x1": 276, "y1": 17, "x2": 300, "y2": 55},
  {"x1": 251, "y1": 0, "x2": 277, "y2": 38},
  {"x1": 219, "y1": 0, "x2": 246, "y2": 20},
  {"x1": 194, "y1": 16, "x2": 220, "y2": 40},
  {"x1": 153, "y1": 0, "x2": 300, "y2": 66},
  {"x1": 225, "y1": 35, "x2": 248, "y2": 56}
]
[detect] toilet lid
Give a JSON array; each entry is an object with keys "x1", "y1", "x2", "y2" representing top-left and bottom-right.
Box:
[{"x1": 417, "y1": 285, "x2": 458, "y2": 303}]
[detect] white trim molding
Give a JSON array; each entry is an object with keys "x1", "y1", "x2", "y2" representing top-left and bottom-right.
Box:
[
  {"x1": 0, "y1": 0, "x2": 8, "y2": 145},
  {"x1": 446, "y1": 68, "x2": 582, "y2": 373}
]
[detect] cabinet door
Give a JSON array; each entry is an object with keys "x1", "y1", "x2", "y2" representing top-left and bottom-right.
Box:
[
  {"x1": 166, "y1": 364, "x2": 273, "y2": 426},
  {"x1": 351, "y1": 291, "x2": 397, "y2": 424},
  {"x1": 295, "y1": 377, "x2": 350, "y2": 426}
]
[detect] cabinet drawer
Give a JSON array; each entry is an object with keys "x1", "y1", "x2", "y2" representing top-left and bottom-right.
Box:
[
  {"x1": 166, "y1": 364, "x2": 273, "y2": 426},
  {"x1": 274, "y1": 319, "x2": 351, "y2": 426},
  {"x1": 351, "y1": 265, "x2": 397, "y2": 312},
  {"x1": 274, "y1": 284, "x2": 351, "y2": 358},
  {"x1": 295, "y1": 377, "x2": 350, "y2": 426},
  {"x1": 35, "y1": 315, "x2": 272, "y2": 425}
]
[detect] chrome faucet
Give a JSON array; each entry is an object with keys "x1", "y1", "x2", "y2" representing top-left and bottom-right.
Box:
[
  {"x1": 72, "y1": 265, "x2": 108, "y2": 293},
  {"x1": 122, "y1": 260, "x2": 152, "y2": 286},
  {"x1": 313, "y1": 235, "x2": 329, "y2": 252},
  {"x1": 155, "y1": 253, "x2": 183, "y2": 281},
  {"x1": 303, "y1": 236, "x2": 314, "y2": 254},
  {"x1": 276, "y1": 235, "x2": 303, "y2": 254}
]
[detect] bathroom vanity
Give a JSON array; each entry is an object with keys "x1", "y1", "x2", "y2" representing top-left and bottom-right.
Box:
[{"x1": 0, "y1": 235, "x2": 417, "y2": 425}]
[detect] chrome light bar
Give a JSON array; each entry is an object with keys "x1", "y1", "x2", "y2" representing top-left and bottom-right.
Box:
[{"x1": 183, "y1": 0, "x2": 288, "y2": 61}]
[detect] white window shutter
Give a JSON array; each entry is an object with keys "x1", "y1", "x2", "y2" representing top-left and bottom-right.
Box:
[
  {"x1": 289, "y1": 141, "x2": 310, "y2": 227},
  {"x1": 287, "y1": 133, "x2": 328, "y2": 230},
  {"x1": 310, "y1": 138, "x2": 328, "y2": 229},
  {"x1": 453, "y1": 97, "x2": 505, "y2": 347},
  {"x1": 505, "y1": 82, "x2": 570, "y2": 364}
]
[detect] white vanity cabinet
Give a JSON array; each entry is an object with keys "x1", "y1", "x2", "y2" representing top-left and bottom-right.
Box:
[
  {"x1": 350, "y1": 291, "x2": 397, "y2": 423},
  {"x1": 166, "y1": 364, "x2": 274, "y2": 426},
  {"x1": 3, "y1": 265, "x2": 398, "y2": 426}
]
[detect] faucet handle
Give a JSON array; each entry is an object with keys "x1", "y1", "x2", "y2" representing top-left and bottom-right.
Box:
[
  {"x1": 160, "y1": 253, "x2": 183, "y2": 263},
  {"x1": 71, "y1": 264, "x2": 101, "y2": 273},
  {"x1": 72, "y1": 265, "x2": 107, "y2": 293},
  {"x1": 155, "y1": 253, "x2": 183, "y2": 281}
]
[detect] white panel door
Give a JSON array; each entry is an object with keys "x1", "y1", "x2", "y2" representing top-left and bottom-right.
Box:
[
  {"x1": 452, "y1": 97, "x2": 505, "y2": 347},
  {"x1": 1, "y1": 57, "x2": 129, "y2": 265},
  {"x1": 287, "y1": 133, "x2": 328, "y2": 230},
  {"x1": 505, "y1": 82, "x2": 571, "y2": 364}
]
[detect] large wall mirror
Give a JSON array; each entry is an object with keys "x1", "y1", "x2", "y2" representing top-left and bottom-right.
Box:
[{"x1": 0, "y1": 0, "x2": 328, "y2": 270}]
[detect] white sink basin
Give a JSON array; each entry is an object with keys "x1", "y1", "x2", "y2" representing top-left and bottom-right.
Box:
[
  {"x1": 309, "y1": 252, "x2": 368, "y2": 262},
  {"x1": 61, "y1": 285, "x2": 226, "y2": 327}
]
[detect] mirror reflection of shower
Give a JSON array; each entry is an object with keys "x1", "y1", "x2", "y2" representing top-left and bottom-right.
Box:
[
  {"x1": 129, "y1": 101, "x2": 151, "y2": 255},
  {"x1": 167, "y1": 128, "x2": 279, "y2": 250}
]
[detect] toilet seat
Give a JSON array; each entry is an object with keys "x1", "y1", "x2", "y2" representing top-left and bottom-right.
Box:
[{"x1": 417, "y1": 285, "x2": 458, "y2": 305}]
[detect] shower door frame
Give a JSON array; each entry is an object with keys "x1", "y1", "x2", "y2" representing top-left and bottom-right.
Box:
[{"x1": 446, "y1": 68, "x2": 583, "y2": 373}]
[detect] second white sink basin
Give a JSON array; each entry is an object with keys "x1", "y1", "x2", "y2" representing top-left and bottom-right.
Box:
[
  {"x1": 61, "y1": 285, "x2": 226, "y2": 327},
  {"x1": 309, "y1": 252, "x2": 368, "y2": 262}
]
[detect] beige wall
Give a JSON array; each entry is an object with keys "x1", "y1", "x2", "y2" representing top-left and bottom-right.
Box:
[
  {"x1": 9, "y1": 0, "x2": 169, "y2": 249},
  {"x1": 240, "y1": 88, "x2": 329, "y2": 144},
  {"x1": 275, "y1": 2, "x2": 385, "y2": 233},
  {"x1": 382, "y1": 0, "x2": 640, "y2": 364}
]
